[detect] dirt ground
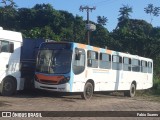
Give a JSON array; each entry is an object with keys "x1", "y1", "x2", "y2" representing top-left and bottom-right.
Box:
[{"x1": 0, "y1": 90, "x2": 160, "y2": 120}]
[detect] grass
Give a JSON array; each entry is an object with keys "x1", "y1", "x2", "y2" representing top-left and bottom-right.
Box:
[
  {"x1": 136, "y1": 87, "x2": 160, "y2": 102},
  {"x1": 133, "y1": 75, "x2": 160, "y2": 102}
]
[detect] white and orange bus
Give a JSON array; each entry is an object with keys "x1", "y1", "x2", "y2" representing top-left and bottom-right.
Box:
[{"x1": 34, "y1": 42, "x2": 153, "y2": 100}]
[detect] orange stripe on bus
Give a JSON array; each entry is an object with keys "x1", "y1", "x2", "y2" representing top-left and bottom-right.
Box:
[
  {"x1": 78, "y1": 44, "x2": 86, "y2": 49},
  {"x1": 36, "y1": 74, "x2": 64, "y2": 83},
  {"x1": 93, "y1": 47, "x2": 100, "y2": 52},
  {"x1": 106, "y1": 49, "x2": 112, "y2": 54}
]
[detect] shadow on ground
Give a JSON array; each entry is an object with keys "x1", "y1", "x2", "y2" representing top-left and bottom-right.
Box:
[
  {"x1": 12, "y1": 89, "x2": 83, "y2": 100},
  {"x1": 12, "y1": 89, "x2": 128, "y2": 100}
]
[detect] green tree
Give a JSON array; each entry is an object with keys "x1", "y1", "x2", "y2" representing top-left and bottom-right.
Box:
[
  {"x1": 1, "y1": 0, "x2": 17, "y2": 9},
  {"x1": 118, "y1": 5, "x2": 133, "y2": 22},
  {"x1": 91, "y1": 24, "x2": 110, "y2": 48},
  {"x1": 23, "y1": 26, "x2": 60, "y2": 41},
  {"x1": 148, "y1": 27, "x2": 160, "y2": 58},
  {"x1": 73, "y1": 16, "x2": 86, "y2": 43},
  {"x1": 0, "y1": 2, "x2": 112, "y2": 47},
  {"x1": 17, "y1": 8, "x2": 35, "y2": 30},
  {"x1": 111, "y1": 19, "x2": 155, "y2": 57},
  {"x1": 17, "y1": 4, "x2": 63, "y2": 40},
  {"x1": 144, "y1": 4, "x2": 160, "y2": 23},
  {"x1": 97, "y1": 16, "x2": 108, "y2": 26},
  {"x1": 16, "y1": 3, "x2": 88, "y2": 42},
  {"x1": 0, "y1": 0, "x2": 17, "y2": 29},
  {"x1": 58, "y1": 10, "x2": 74, "y2": 41},
  {"x1": 32, "y1": 4, "x2": 61, "y2": 29}
]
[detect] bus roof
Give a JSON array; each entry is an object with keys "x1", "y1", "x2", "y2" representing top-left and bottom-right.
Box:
[
  {"x1": 40, "y1": 41, "x2": 153, "y2": 62},
  {"x1": 74, "y1": 42, "x2": 153, "y2": 61}
]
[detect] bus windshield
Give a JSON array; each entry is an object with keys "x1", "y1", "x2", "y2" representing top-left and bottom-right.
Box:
[{"x1": 36, "y1": 49, "x2": 72, "y2": 74}]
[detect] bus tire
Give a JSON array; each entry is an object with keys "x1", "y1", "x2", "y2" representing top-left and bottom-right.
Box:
[
  {"x1": 1, "y1": 77, "x2": 17, "y2": 96},
  {"x1": 124, "y1": 83, "x2": 136, "y2": 97},
  {"x1": 81, "y1": 82, "x2": 93, "y2": 100}
]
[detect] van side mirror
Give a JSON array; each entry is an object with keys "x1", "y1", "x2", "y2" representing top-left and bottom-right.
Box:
[
  {"x1": 9, "y1": 43, "x2": 14, "y2": 53},
  {"x1": 0, "y1": 45, "x2": 1, "y2": 53}
]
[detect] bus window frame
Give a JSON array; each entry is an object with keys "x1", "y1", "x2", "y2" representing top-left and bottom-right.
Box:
[
  {"x1": 99, "y1": 53, "x2": 111, "y2": 69},
  {"x1": 132, "y1": 59, "x2": 140, "y2": 72},
  {"x1": 112, "y1": 55, "x2": 122, "y2": 70},
  {"x1": 141, "y1": 60, "x2": 148, "y2": 73},
  {"x1": 123, "y1": 57, "x2": 131, "y2": 71},
  {"x1": 87, "y1": 50, "x2": 98, "y2": 68},
  {"x1": 148, "y1": 62, "x2": 153, "y2": 73}
]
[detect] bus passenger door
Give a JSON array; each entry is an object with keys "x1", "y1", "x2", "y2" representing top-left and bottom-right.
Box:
[{"x1": 71, "y1": 48, "x2": 86, "y2": 92}]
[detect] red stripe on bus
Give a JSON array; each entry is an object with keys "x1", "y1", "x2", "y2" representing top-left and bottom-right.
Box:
[{"x1": 36, "y1": 74, "x2": 64, "y2": 84}]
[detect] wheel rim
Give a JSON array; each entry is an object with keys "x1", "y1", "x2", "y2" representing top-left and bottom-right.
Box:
[
  {"x1": 131, "y1": 87, "x2": 135, "y2": 94},
  {"x1": 85, "y1": 85, "x2": 93, "y2": 99},
  {"x1": 131, "y1": 85, "x2": 135, "y2": 96},
  {"x1": 4, "y1": 81, "x2": 12, "y2": 92}
]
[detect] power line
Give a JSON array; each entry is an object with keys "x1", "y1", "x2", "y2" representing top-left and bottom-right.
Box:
[
  {"x1": 90, "y1": 0, "x2": 112, "y2": 6},
  {"x1": 89, "y1": 0, "x2": 118, "y2": 8}
]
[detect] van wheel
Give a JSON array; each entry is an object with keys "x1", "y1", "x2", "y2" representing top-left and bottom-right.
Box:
[
  {"x1": 124, "y1": 83, "x2": 136, "y2": 97},
  {"x1": 81, "y1": 82, "x2": 93, "y2": 100},
  {"x1": 1, "y1": 77, "x2": 17, "y2": 96}
]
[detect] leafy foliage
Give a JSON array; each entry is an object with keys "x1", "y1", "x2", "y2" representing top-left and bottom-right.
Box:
[
  {"x1": 111, "y1": 19, "x2": 154, "y2": 56},
  {"x1": 1, "y1": 0, "x2": 17, "y2": 9},
  {"x1": 0, "y1": 3, "x2": 90, "y2": 42},
  {"x1": 118, "y1": 4, "x2": 133, "y2": 22},
  {"x1": 144, "y1": 4, "x2": 160, "y2": 23},
  {"x1": 97, "y1": 16, "x2": 108, "y2": 26},
  {"x1": 91, "y1": 24, "x2": 110, "y2": 48}
]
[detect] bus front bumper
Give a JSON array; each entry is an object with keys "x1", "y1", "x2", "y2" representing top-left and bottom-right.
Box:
[{"x1": 34, "y1": 81, "x2": 71, "y2": 92}]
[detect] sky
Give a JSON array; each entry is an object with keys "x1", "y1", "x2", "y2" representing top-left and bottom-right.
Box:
[{"x1": 7, "y1": 0, "x2": 160, "y2": 31}]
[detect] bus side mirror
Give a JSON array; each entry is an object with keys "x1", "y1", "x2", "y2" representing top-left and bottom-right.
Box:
[
  {"x1": 0, "y1": 45, "x2": 1, "y2": 53},
  {"x1": 75, "y1": 48, "x2": 81, "y2": 60},
  {"x1": 9, "y1": 43, "x2": 14, "y2": 53}
]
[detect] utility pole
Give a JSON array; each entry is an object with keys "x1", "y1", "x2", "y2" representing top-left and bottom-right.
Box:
[{"x1": 79, "y1": 6, "x2": 96, "y2": 45}]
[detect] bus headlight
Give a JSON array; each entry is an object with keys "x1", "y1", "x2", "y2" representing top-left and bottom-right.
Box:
[{"x1": 58, "y1": 77, "x2": 70, "y2": 84}]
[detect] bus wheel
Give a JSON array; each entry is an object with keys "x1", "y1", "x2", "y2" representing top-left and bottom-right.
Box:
[
  {"x1": 81, "y1": 82, "x2": 93, "y2": 100},
  {"x1": 1, "y1": 77, "x2": 17, "y2": 96},
  {"x1": 124, "y1": 83, "x2": 136, "y2": 97}
]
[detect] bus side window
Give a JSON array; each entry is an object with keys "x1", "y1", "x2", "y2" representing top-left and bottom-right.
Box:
[
  {"x1": 148, "y1": 62, "x2": 152, "y2": 73},
  {"x1": 132, "y1": 59, "x2": 140, "y2": 72},
  {"x1": 87, "y1": 50, "x2": 98, "y2": 68},
  {"x1": 99, "y1": 53, "x2": 111, "y2": 69},
  {"x1": 112, "y1": 55, "x2": 122, "y2": 70},
  {"x1": 123, "y1": 57, "x2": 131, "y2": 71},
  {"x1": 141, "y1": 60, "x2": 147, "y2": 73}
]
